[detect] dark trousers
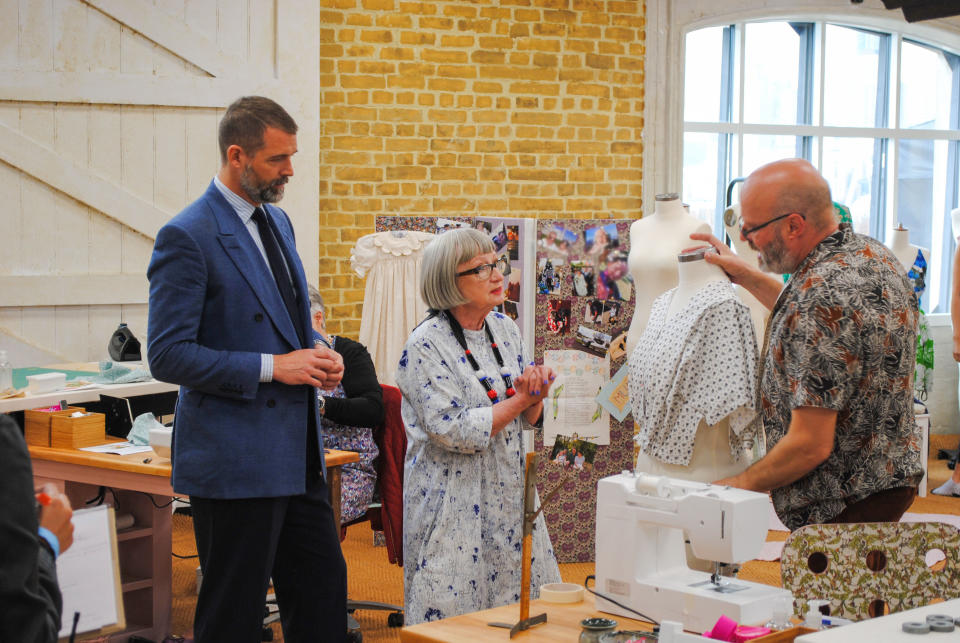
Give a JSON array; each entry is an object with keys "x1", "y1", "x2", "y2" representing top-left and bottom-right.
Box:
[
  {"x1": 191, "y1": 468, "x2": 347, "y2": 643},
  {"x1": 827, "y1": 485, "x2": 917, "y2": 524}
]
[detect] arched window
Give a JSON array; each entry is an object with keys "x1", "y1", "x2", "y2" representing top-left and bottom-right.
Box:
[{"x1": 644, "y1": 1, "x2": 960, "y2": 313}]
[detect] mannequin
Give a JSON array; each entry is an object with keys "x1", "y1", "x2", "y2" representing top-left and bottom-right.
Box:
[
  {"x1": 633, "y1": 247, "x2": 753, "y2": 484},
  {"x1": 887, "y1": 224, "x2": 929, "y2": 282},
  {"x1": 723, "y1": 203, "x2": 769, "y2": 347},
  {"x1": 625, "y1": 193, "x2": 711, "y2": 354},
  {"x1": 629, "y1": 248, "x2": 757, "y2": 570}
]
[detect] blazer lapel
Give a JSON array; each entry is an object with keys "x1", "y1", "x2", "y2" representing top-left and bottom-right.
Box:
[{"x1": 206, "y1": 186, "x2": 301, "y2": 350}]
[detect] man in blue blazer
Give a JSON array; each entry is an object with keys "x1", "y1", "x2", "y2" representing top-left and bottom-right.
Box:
[{"x1": 147, "y1": 96, "x2": 347, "y2": 642}]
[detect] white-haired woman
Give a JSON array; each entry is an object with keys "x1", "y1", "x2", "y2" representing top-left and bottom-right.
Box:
[{"x1": 396, "y1": 228, "x2": 561, "y2": 625}]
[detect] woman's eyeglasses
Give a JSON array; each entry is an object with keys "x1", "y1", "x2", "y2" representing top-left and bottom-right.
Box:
[{"x1": 456, "y1": 262, "x2": 499, "y2": 280}]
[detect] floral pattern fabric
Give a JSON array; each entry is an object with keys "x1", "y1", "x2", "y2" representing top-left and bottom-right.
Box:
[
  {"x1": 628, "y1": 281, "x2": 758, "y2": 466},
  {"x1": 396, "y1": 312, "x2": 561, "y2": 625},
  {"x1": 319, "y1": 336, "x2": 378, "y2": 524},
  {"x1": 762, "y1": 223, "x2": 923, "y2": 530},
  {"x1": 908, "y1": 249, "x2": 934, "y2": 401}
]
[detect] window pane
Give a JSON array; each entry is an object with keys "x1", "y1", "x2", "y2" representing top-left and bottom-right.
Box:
[
  {"x1": 683, "y1": 132, "x2": 720, "y2": 225},
  {"x1": 900, "y1": 40, "x2": 953, "y2": 129},
  {"x1": 685, "y1": 27, "x2": 727, "y2": 122},
  {"x1": 741, "y1": 134, "x2": 798, "y2": 177},
  {"x1": 823, "y1": 25, "x2": 881, "y2": 127},
  {"x1": 895, "y1": 139, "x2": 951, "y2": 311},
  {"x1": 743, "y1": 22, "x2": 800, "y2": 124},
  {"x1": 820, "y1": 137, "x2": 876, "y2": 234}
]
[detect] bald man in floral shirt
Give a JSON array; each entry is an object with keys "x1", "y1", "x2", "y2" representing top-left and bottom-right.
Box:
[{"x1": 693, "y1": 158, "x2": 922, "y2": 530}]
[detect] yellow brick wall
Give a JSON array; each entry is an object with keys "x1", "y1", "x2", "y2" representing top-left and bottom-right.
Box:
[{"x1": 317, "y1": 0, "x2": 646, "y2": 338}]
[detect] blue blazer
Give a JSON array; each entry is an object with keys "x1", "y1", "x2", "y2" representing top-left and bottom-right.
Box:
[{"x1": 147, "y1": 181, "x2": 322, "y2": 499}]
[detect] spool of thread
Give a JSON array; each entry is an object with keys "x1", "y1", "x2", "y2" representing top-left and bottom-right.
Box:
[
  {"x1": 633, "y1": 473, "x2": 668, "y2": 497},
  {"x1": 116, "y1": 513, "x2": 135, "y2": 530}
]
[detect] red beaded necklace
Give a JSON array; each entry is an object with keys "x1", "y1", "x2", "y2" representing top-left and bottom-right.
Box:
[{"x1": 444, "y1": 310, "x2": 516, "y2": 403}]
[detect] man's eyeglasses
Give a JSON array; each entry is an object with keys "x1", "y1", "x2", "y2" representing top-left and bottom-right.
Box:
[
  {"x1": 739, "y1": 212, "x2": 805, "y2": 238},
  {"x1": 456, "y1": 262, "x2": 499, "y2": 280}
]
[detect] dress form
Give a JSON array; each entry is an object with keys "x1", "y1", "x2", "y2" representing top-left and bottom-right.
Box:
[
  {"x1": 634, "y1": 249, "x2": 749, "y2": 571},
  {"x1": 636, "y1": 248, "x2": 746, "y2": 484},
  {"x1": 723, "y1": 203, "x2": 769, "y2": 348},
  {"x1": 886, "y1": 225, "x2": 928, "y2": 272},
  {"x1": 625, "y1": 193, "x2": 711, "y2": 354}
]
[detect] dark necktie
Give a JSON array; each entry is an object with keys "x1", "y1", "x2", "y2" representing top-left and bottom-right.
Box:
[{"x1": 251, "y1": 206, "x2": 305, "y2": 347}]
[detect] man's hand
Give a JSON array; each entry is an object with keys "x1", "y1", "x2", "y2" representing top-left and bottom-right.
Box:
[
  {"x1": 688, "y1": 232, "x2": 756, "y2": 286},
  {"x1": 37, "y1": 483, "x2": 74, "y2": 555},
  {"x1": 273, "y1": 347, "x2": 344, "y2": 390}
]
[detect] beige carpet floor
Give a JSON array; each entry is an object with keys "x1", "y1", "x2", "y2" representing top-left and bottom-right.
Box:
[{"x1": 168, "y1": 434, "x2": 960, "y2": 642}]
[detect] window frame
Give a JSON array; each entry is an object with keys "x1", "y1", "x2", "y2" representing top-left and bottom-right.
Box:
[{"x1": 645, "y1": 0, "x2": 960, "y2": 316}]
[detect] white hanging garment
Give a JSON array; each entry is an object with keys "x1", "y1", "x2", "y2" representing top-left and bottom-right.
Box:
[{"x1": 351, "y1": 230, "x2": 435, "y2": 386}]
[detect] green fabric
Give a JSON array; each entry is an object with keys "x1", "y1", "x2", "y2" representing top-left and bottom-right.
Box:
[{"x1": 12, "y1": 367, "x2": 95, "y2": 391}]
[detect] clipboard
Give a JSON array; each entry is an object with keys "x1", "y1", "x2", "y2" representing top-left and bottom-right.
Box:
[{"x1": 56, "y1": 504, "x2": 126, "y2": 640}]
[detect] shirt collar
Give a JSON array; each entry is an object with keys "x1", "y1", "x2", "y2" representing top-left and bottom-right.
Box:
[
  {"x1": 213, "y1": 175, "x2": 257, "y2": 224},
  {"x1": 789, "y1": 222, "x2": 850, "y2": 282}
]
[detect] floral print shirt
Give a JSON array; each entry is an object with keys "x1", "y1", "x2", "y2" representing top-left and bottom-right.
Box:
[
  {"x1": 395, "y1": 312, "x2": 561, "y2": 625},
  {"x1": 763, "y1": 224, "x2": 923, "y2": 530}
]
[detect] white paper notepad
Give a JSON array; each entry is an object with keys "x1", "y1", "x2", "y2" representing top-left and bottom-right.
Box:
[{"x1": 56, "y1": 504, "x2": 125, "y2": 638}]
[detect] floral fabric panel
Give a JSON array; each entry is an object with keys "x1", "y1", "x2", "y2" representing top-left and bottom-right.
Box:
[
  {"x1": 763, "y1": 224, "x2": 923, "y2": 530},
  {"x1": 396, "y1": 312, "x2": 561, "y2": 625},
  {"x1": 628, "y1": 281, "x2": 758, "y2": 466},
  {"x1": 781, "y1": 521, "x2": 960, "y2": 620}
]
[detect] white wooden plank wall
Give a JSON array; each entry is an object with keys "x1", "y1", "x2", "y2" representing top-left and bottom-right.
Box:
[{"x1": 0, "y1": 0, "x2": 318, "y2": 366}]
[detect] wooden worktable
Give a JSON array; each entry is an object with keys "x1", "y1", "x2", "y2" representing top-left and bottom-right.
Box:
[{"x1": 401, "y1": 594, "x2": 656, "y2": 642}]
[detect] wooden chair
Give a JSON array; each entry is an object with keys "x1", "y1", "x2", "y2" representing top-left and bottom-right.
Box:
[{"x1": 341, "y1": 384, "x2": 405, "y2": 631}]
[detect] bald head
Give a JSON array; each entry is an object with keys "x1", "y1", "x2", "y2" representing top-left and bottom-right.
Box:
[{"x1": 742, "y1": 159, "x2": 835, "y2": 233}]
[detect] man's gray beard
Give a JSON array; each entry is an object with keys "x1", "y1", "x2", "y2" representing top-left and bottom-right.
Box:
[
  {"x1": 240, "y1": 165, "x2": 285, "y2": 204},
  {"x1": 755, "y1": 232, "x2": 796, "y2": 274}
]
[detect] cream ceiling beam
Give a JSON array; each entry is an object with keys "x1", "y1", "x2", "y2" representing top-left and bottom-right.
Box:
[
  {"x1": 0, "y1": 122, "x2": 169, "y2": 239},
  {"x1": 85, "y1": 0, "x2": 244, "y2": 79},
  {"x1": 0, "y1": 275, "x2": 149, "y2": 307}
]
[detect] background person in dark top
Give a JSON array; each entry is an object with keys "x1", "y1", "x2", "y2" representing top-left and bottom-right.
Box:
[{"x1": 310, "y1": 285, "x2": 385, "y2": 523}]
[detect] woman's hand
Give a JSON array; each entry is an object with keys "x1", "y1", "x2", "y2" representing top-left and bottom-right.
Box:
[{"x1": 515, "y1": 364, "x2": 555, "y2": 404}]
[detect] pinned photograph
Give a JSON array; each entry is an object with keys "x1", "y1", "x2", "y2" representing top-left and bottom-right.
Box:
[
  {"x1": 549, "y1": 433, "x2": 598, "y2": 471},
  {"x1": 537, "y1": 257, "x2": 564, "y2": 295},
  {"x1": 502, "y1": 300, "x2": 519, "y2": 320},
  {"x1": 474, "y1": 220, "x2": 493, "y2": 234},
  {"x1": 570, "y1": 261, "x2": 595, "y2": 297},
  {"x1": 538, "y1": 224, "x2": 577, "y2": 259},
  {"x1": 585, "y1": 299, "x2": 622, "y2": 326},
  {"x1": 583, "y1": 223, "x2": 619, "y2": 261},
  {"x1": 575, "y1": 324, "x2": 612, "y2": 356},
  {"x1": 491, "y1": 222, "x2": 508, "y2": 252},
  {"x1": 496, "y1": 253, "x2": 512, "y2": 278},
  {"x1": 437, "y1": 218, "x2": 471, "y2": 233},
  {"x1": 506, "y1": 270, "x2": 522, "y2": 302},
  {"x1": 546, "y1": 299, "x2": 573, "y2": 335},
  {"x1": 596, "y1": 251, "x2": 631, "y2": 301},
  {"x1": 506, "y1": 225, "x2": 520, "y2": 260}
]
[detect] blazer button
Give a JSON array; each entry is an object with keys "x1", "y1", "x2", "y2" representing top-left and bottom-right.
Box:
[
  {"x1": 254, "y1": 313, "x2": 264, "y2": 322},
  {"x1": 266, "y1": 399, "x2": 276, "y2": 408}
]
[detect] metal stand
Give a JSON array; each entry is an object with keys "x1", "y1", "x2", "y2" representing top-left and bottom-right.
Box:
[{"x1": 488, "y1": 452, "x2": 552, "y2": 637}]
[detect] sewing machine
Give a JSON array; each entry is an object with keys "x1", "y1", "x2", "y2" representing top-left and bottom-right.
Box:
[{"x1": 595, "y1": 471, "x2": 792, "y2": 634}]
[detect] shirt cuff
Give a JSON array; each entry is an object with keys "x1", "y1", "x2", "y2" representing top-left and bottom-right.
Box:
[
  {"x1": 37, "y1": 527, "x2": 60, "y2": 559},
  {"x1": 260, "y1": 354, "x2": 274, "y2": 383}
]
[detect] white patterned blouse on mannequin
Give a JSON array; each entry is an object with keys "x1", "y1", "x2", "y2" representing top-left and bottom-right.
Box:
[
  {"x1": 351, "y1": 230, "x2": 435, "y2": 387},
  {"x1": 628, "y1": 246, "x2": 759, "y2": 485},
  {"x1": 624, "y1": 193, "x2": 711, "y2": 355}
]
